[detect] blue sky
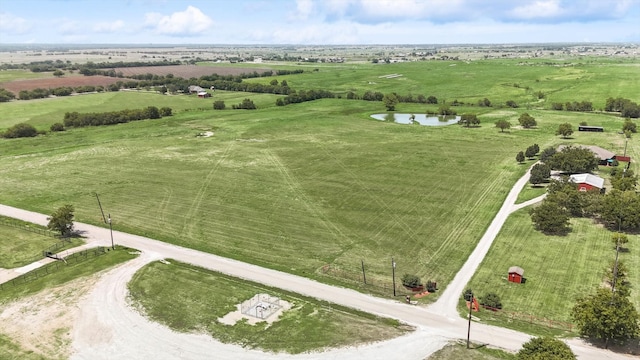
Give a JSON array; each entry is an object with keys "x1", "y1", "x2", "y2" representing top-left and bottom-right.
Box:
[{"x1": 1, "y1": 0, "x2": 639, "y2": 44}]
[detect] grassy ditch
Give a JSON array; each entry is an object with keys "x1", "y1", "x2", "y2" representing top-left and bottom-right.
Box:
[{"x1": 128, "y1": 260, "x2": 412, "y2": 354}]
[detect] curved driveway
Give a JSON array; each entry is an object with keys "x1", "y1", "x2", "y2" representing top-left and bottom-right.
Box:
[{"x1": 0, "y1": 165, "x2": 629, "y2": 359}]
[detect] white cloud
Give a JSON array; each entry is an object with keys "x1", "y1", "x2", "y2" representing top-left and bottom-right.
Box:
[
  {"x1": 57, "y1": 19, "x2": 83, "y2": 35},
  {"x1": 144, "y1": 6, "x2": 213, "y2": 36},
  {"x1": 509, "y1": 0, "x2": 563, "y2": 19},
  {"x1": 93, "y1": 20, "x2": 125, "y2": 33},
  {"x1": 0, "y1": 12, "x2": 31, "y2": 34},
  {"x1": 289, "y1": 0, "x2": 315, "y2": 20}
]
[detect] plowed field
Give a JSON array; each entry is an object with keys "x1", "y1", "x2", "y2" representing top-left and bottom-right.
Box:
[
  {"x1": 0, "y1": 75, "x2": 120, "y2": 93},
  {"x1": 0, "y1": 66, "x2": 271, "y2": 93}
]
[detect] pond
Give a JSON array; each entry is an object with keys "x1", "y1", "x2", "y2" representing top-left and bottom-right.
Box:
[{"x1": 371, "y1": 113, "x2": 460, "y2": 126}]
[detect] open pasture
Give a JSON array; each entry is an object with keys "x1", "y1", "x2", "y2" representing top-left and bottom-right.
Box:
[
  {"x1": 0, "y1": 58, "x2": 637, "y2": 304},
  {"x1": 245, "y1": 58, "x2": 640, "y2": 111}
]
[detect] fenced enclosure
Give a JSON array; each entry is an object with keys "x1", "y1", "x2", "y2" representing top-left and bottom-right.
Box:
[
  {"x1": 320, "y1": 264, "x2": 414, "y2": 297},
  {"x1": 0, "y1": 247, "x2": 108, "y2": 291},
  {"x1": 0, "y1": 216, "x2": 57, "y2": 238},
  {"x1": 240, "y1": 294, "x2": 281, "y2": 319},
  {"x1": 42, "y1": 237, "x2": 75, "y2": 257}
]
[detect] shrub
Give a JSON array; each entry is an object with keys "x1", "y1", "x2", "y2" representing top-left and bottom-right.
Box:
[
  {"x1": 426, "y1": 280, "x2": 437, "y2": 292},
  {"x1": 50, "y1": 123, "x2": 65, "y2": 132},
  {"x1": 480, "y1": 292, "x2": 502, "y2": 309},
  {"x1": 213, "y1": 100, "x2": 226, "y2": 110},
  {"x1": 506, "y1": 100, "x2": 519, "y2": 108},
  {"x1": 401, "y1": 273, "x2": 421, "y2": 288},
  {"x1": 2, "y1": 123, "x2": 38, "y2": 138}
]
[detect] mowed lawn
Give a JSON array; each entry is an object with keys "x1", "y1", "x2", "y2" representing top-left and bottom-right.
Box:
[
  {"x1": 466, "y1": 209, "x2": 640, "y2": 327},
  {"x1": 128, "y1": 260, "x2": 410, "y2": 354}
]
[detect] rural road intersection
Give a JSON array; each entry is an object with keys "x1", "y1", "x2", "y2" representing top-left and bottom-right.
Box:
[{"x1": 0, "y1": 165, "x2": 630, "y2": 359}]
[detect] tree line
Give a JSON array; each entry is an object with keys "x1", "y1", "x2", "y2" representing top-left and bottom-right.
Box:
[{"x1": 63, "y1": 106, "x2": 172, "y2": 128}]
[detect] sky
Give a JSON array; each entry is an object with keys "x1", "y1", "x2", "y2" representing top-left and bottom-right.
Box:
[{"x1": 0, "y1": 0, "x2": 639, "y2": 45}]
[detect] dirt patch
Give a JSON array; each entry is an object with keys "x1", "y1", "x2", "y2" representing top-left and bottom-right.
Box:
[
  {"x1": 0, "y1": 75, "x2": 120, "y2": 93},
  {"x1": 218, "y1": 294, "x2": 292, "y2": 326},
  {"x1": 0, "y1": 275, "x2": 100, "y2": 359}
]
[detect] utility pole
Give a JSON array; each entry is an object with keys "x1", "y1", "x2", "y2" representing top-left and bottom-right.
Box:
[
  {"x1": 361, "y1": 259, "x2": 367, "y2": 285},
  {"x1": 467, "y1": 289, "x2": 473, "y2": 349},
  {"x1": 391, "y1": 257, "x2": 396, "y2": 297},
  {"x1": 108, "y1": 213, "x2": 114, "y2": 250}
]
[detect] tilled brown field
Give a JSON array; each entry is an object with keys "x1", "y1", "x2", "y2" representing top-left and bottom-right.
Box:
[
  {"x1": 0, "y1": 66, "x2": 272, "y2": 93},
  {"x1": 0, "y1": 75, "x2": 120, "y2": 93},
  {"x1": 112, "y1": 65, "x2": 271, "y2": 78}
]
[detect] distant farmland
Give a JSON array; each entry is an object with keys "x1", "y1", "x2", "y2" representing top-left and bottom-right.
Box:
[
  {"x1": 112, "y1": 65, "x2": 271, "y2": 78},
  {"x1": 0, "y1": 65, "x2": 273, "y2": 93},
  {"x1": 0, "y1": 75, "x2": 120, "y2": 93}
]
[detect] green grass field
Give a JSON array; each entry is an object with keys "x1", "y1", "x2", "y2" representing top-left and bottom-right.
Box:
[
  {"x1": 0, "y1": 216, "x2": 84, "y2": 268},
  {"x1": 128, "y1": 260, "x2": 410, "y2": 354},
  {"x1": 0, "y1": 69, "x2": 52, "y2": 83},
  {"x1": 464, "y1": 209, "x2": 640, "y2": 334},
  {"x1": 0, "y1": 57, "x2": 638, "y2": 325}
]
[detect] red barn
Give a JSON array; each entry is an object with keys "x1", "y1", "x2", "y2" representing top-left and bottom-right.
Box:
[
  {"x1": 569, "y1": 173, "x2": 604, "y2": 192},
  {"x1": 508, "y1": 266, "x2": 524, "y2": 284}
]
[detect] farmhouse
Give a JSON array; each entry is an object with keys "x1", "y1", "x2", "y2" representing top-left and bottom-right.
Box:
[
  {"x1": 508, "y1": 266, "x2": 524, "y2": 284},
  {"x1": 197, "y1": 91, "x2": 211, "y2": 98},
  {"x1": 558, "y1": 144, "x2": 616, "y2": 165},
  {"x1": 188, "y1": 85, "x2": 205, "y2": 94},
  {"x1": 569, "y1": 173, "x2": 605, "y2": 192}
]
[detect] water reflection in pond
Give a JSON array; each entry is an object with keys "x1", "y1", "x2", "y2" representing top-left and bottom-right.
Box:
[{"x1": 371, "y1": 113, "x2": 460, "y2": 126}]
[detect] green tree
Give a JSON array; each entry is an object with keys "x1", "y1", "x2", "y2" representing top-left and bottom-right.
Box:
[
  {"x1": 47, "y1": 205, "x2": 75, "y2": 237},
  {"x1": 530, "y1": 200, "x2": 571, "y2": 235},
  {"x1": 401, "y1": 273, "x2": 421, "y2": 288},
  {"x1": 438, "y1": 104, "x2": 456, "y2": 115},
  {"x1": 622, "y1": 118, "x2": 637, "y2": 133},
  {"x1": 556, "y1": 123, "x2": 573, "y2": 138},
  {"x1": 159, "y1": 107, "x2": 172, "y2": 117},
  {"x1": 506, "y1": 100, "x2": 518, "y2": 108},
  {"x1": 546, "y1": 146, "x2": 599, "y2": 174},
  {"x1": 571, "y1": 288, "x2": 639, "y2": 348},
  {"x1": 53, "y1": 69, "x2": 64, "y2": 77},
  {"x1": 0, "y1": 88, "x2": 16, "y2": 102},
  {"x1": 604, "y1": 260, "x2": 630, "y2": 296},
  {"x1": 213, "y1": 100, "x2": 226, "y2": 110},
  {"x1": 517, "y1": 337, "x2": 576, "y2": 360},
  {"x1": 382, "y1": 93, "x2": 399, "y2": 111},
  {"x1": 532, "y1": 143, "x2": 540, "y2": 155},
  {"x1": 458, "y1": 113, "x2": 479, "y2": 127},
  {"x1": 611, "y1": 232, "x2": 629, "y2": 250},
  {"x1": 539, "y1": 147, "x2": 556, "y2": 163},
  {"x1": 529, "y1": 163, "x2": 550, "y2": 186},
  {"x1": 525, "y1": 145, "x2": 537, "y2": 159},
  {"x1": 2, "y1": 123, "x2": 38, "y2": 138},
  {"x1": 480, "y1": 293, "x2": 502, "y2": 309},
  {"x1": 598, "y1": 189, "x2": 640, "y2": 231},
  {"x1": 50, "y1": 123, "x2": 65, "y2": 132},
  {"x1": 495, "y1": 119, "x2": 511, "y2": 132},
  {"x1": 516, "y1": 151, "x2": 525, "y2": 164},
  {"x1": 610, "y1": 169, "x2": 637, "y2": 191},
  {"x1": 518, "y1": 113, "x2": 537, "y2": 128}
]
